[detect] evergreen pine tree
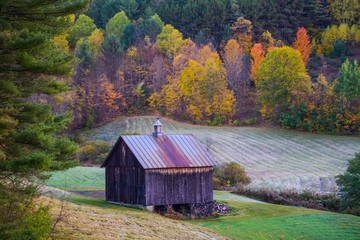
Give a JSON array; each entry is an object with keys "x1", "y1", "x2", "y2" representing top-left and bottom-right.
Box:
[{"x1": 0, "y1": 0, "x2": 88, "y2": 238}]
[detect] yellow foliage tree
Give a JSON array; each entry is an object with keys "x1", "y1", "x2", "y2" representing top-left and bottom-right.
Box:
[{"x1": 88, "y1": 29, "x2": 104, "y2": 57}]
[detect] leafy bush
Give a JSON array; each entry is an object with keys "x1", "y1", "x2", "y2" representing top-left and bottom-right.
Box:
[
  {"x1": 279, "y1": 102, "x2": 307, "y2": 129},
  {"x1": 233, "y1": 119, "x2": 240, "y2": 126},
  {"x1": 213, "y1": 177, "x2": 222, "y2": 190},
  {"x1": 213, "y1": 162, "x2": 251, "y2": 190},
  {"x1": 243, "y1": 117, "x2": 258, "y2": 126},
  {"x1": 210, "y1": 116, "x2": 223, "y2": 126},
  {"x1": 336, "y1": 153, "x2": 360, "y2": 216},
  {"x1": 78, "y1": 140, "x2": 111, "y2": 164},
  {"x1": 235, "y1": 188, "x2": 340, "y2": 211}
]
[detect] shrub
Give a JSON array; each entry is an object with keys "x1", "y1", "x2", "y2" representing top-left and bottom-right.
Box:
[
  {"x1": 243, "y1": 116, "x2": 258, "y2": 126},
  {"x1": 233, "y1": 119, "x2": 240, "y2": 126},
  {"x1": 210, "y1": 116, "x2": 223, "y2": 126},
  {"x1": 213, "y1": 162, "x2": 251, "y2": 190},
  {"x1": 212, "y1": 177, "x2": 222, "y2": 190},
  {"x1": 235, "y1": 188, "x2": 340, "y2": 211},
  {"x1": 78, "y1": 140, "x2": 111, "y2": 164}
]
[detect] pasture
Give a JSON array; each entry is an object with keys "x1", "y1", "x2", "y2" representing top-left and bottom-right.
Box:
[
  {"x1": 79, "y1": 116, "x2": 360, "y2": 193},
  {"x1": 46, "y1": 167, "x2": 360, "y2": 240}
]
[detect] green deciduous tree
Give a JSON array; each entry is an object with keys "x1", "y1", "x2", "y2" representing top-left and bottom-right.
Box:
[
  {"x1": 336, "y1": 153, "x2": 360, "y2": 215},
  {"x1": 256, "y1": 46, "x2": 312, "y2": 119},
  {"x1": 335, "y1": 59, "x2": 360, "y2": 103},
  {"x1": 68, "y1": 14, "x2": 96, "y2": 49},
  {"x1": 155, "y1": 24, "x2": 185, "y2": 58},
  {"x1": 0, "y1": 0, "x2": 88, "y2": 238},
  {"x1": 105, "y1": 11, "x2": 130, "y2": 39}
]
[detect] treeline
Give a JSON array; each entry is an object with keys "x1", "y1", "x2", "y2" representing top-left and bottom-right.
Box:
[
  {"x1": 53, "y1": 0, "x2": 360, "y2": 133},
  {"x1": 86, "y1": 0, "x2": 332, "y2": 46}
]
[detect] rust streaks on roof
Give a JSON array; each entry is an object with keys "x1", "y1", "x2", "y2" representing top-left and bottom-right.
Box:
[{"x1": 121, "y1": 134, "x2": 216, "y2": 169}]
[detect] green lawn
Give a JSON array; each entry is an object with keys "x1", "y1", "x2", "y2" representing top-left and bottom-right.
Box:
[
  {"x1": 46, "y1": 166, "x2": 105, "y2": 190},
  {"x1": 78, "y1": 116, "x2": 360, "y2": 193},
  {"x1": 194, "y1": 199, "x2": 360, "y2": 240}
]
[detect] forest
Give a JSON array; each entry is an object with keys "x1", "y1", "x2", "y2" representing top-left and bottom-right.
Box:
[
  {"x1": 0, "y1": 0, "x2": 360, "y2": 238},
  {"x1": 47, "y1": 0, "x2": 359, "y2": 134}
]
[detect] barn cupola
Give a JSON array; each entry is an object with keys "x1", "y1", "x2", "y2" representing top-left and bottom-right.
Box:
[{"x1": 153, "y1": 119, "x2": 163, "y2": 137}]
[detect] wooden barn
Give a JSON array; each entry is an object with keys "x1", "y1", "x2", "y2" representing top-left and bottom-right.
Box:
[{"x1": 101, "y1": 120, "x2": 216, "y2": 207}]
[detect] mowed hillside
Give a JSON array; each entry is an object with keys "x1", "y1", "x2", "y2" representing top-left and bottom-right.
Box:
[{"x1": 80, "y1": 116, "x2": 360, "y2": 193}]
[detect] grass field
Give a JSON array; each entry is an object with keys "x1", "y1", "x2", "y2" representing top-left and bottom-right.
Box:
[
  {"x1": 79, "y1": 116, "x2": 360, "y2": 193},
  {"x1": 194, "y1": 200, "x2": 360, "y2": 240},
  {"x1": 46, "y1": 167, "x2": 360, "y2": 240},
  {"x1": 46, "y1": 189, "x2": 360, "y2": 240},
  {"x1": 46, "y1": 166, "x2": 105, "y2": 190},
  {"x1": 46, "y1": 195, "x2": 224, "y2": 240}
]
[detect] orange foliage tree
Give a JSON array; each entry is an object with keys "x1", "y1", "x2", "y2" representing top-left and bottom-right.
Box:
[
  {"x1": 97, "y1": 75, "x2": 122, "y2": 123},
  {"x1": 222, "y1": 39, "x2": 244, "y2": 96},
  {"x1": 250, "y1": 43, "x2": 265, "y2": 84},
  {"x1": 293, "y1": 27, "x2": 312, "y2": 66}
]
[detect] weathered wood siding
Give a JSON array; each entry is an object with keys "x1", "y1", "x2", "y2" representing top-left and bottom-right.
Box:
[
  {"x1": 145, "y1": 168, "x2": 213, "y2": 206},
  {"x1": 105, "y1": 140, "x2": 145, "y2": 205}
]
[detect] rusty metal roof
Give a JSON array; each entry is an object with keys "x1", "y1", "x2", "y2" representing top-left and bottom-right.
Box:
[{"x1": 107, "y1": 134, "x2": 216, "y2": 169}]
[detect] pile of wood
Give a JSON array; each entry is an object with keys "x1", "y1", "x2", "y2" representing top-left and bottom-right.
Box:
[{"x1": 155, "y1": 201, "x2": 231, "y2": 219}]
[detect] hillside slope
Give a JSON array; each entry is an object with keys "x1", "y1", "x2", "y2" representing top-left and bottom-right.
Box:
[
  {"x1": 47, "y1": 196, "x2": 225, "y2": 240},
  {"x1": 45, "y1": 191, "x2": 360, "y2": 240},
  {"x1": 80, "y1": 116, "x2": 360, "y2": 193}
]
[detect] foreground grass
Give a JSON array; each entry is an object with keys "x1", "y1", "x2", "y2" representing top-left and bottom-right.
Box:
[
  {"x1": 47, "y1": 195, "x2": 224, "y2": 240},
  {"x1": 46, "y1": 191, "x2": 360, "y2": 240},
  {"x1": 194, "y1": 200, "x2": 360, "y2": 240},
  {"x1": 79, "y1": 116, "x2": 360, "y2": 193}
]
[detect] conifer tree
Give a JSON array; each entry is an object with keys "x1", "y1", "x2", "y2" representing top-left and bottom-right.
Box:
[{"x1": 0, "y1": 0, "x2": 88, "y2": 238}]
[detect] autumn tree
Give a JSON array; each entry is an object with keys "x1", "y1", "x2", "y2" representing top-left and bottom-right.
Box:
[
  {"x1": 328, "y1": 0, "x2": 360, "y2": 25},
  {"x1": 250, "y1": 43, "x2": 265, "y2": 84},
  {"x1": 261, "y1": 31, "x2": 275, "y2": 50},
  {"x1": 68, "y1": 14, "x2": 96, "y2": 49},
  {"x1": 156, "y1": 24, "x2": 185, "y2": 58},
  {"x1": 88, "y1": 28, "x2": 105, "y2": 58},
  {"x1": 256, "y1": 46, "x2": 312, "y2": 119},
  {"x1": 231, "y1": 17, "x2": 253, "y2": 54},
  {"x1": 321, "y1": 25, "x2": 339, "y2": 54},
  {"x1": 293, "y1": 27, "x2": 312, "y2": 66},
  {"x1": 222, "y1": 39, "x2": 245, "y2": 103},
  {"x1": 96, "y1": 75, "x2": 122, "y2": 123},
  {"x1": 152, "y1": 45, "x2": 235, "y2": 124}
]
